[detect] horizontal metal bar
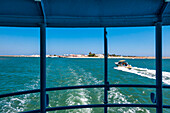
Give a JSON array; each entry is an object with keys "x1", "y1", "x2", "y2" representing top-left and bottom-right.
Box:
[
  {"x1": 0, "y1": 89, "x2": 40, "y2": 98},
  {"x1": 163, "y1": 105, "x2": 170, "y2": 108},
  {"x1": 20, "y1": 104, "x2": 170, "y2": 113},
  {"x1": 1, "y1": 84, "x2": 169, "y2": 98},
  {"x1": 109, "y1": 84, "x2": 156, "y2": 88},
  {"x1": 0, "y1": 85, "x2": 104, "y2": 98},
  {"x1": 163, "y1": 85, "x2": 170, "y2": 88},
  {"x1": 46, "y1": 84, "x2": 104, "y2": 91},
  {"x1": 47, "y1": 104, "x2": 157, "y2": 111},
  {"x1": 45, "y1": 84, "x2": 159, "y2": 91},
  {"x1": 21, "y1": 109, "x2": 40, "y2": 113},
  {"x1": 20, "y1": 104, "x2": 158, "y2": 113},
  {"x1": 0, "y1": 14, "x2": 164, "y2": 27}
]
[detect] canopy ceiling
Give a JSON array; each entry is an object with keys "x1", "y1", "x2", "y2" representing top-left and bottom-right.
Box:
[{"x1": 0, "y1": 0, "x2": 170, "y2": 27}]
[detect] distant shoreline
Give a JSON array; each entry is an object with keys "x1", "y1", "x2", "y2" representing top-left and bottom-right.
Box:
[{"x1": 1, "y1": 55, "x2": 170, "y2": 59}]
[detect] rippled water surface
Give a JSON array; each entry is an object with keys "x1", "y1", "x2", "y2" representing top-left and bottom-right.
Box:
[{"x1": 0, "y1": 57, "x2": 169, "y2": 113}]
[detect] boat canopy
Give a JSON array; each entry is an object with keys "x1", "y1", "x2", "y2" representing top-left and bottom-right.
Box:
[{"x1": 0, "y1": 0, "x2": 170, "y2": 27}]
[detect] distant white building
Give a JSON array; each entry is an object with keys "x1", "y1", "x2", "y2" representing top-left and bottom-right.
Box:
[
  {"x1": 64, "y1": 54, "x2": 69, "y2": 56},
  {"x1": 95, "y1": 54, "x2": 104, "y2": 57},
  {"x1": 77, "y1": 54, "x2": 82, "y2": 57},
  {"x1": 32, "y1": 55, "x2": 40, "y2": 57}
]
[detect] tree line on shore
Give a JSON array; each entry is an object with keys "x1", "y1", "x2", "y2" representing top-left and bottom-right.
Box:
[
  {"x1": 88, "y1": 52, "x2": 136, "y2": 57},
  {"x1": 49, "y1": 52, "x2": 136, "y2": 57}
]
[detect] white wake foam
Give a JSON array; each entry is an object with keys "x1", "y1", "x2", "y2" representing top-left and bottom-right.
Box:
[
  {"x1": 66, "y1": 67, "x2": 92, "y2": 112},
  {"x1": 0, "y1": 78, "x2": 40, "y2": 113},
  {"x1": 68, "y1": 66, "x2": 150, "y2": 113},
  {"x1": 108, "y1": 87, "x2": 150, "y2": 113},
  {"x1": 114, "y1": 66, "x2": 170, "y2": 85}
]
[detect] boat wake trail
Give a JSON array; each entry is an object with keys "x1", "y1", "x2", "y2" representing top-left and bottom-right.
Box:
[
  {"x1": 67, "y1": 65, "x2": 150, "y2": 113},
  {"x1": 108, "y1": 87, "x2": 150, "y2": 113},
  {"x1": 65, "y1": 66, "x2": 96, "y2": 112},
  {"x1": 114, "y1": 67, "x2": 170, "y2": 85}
]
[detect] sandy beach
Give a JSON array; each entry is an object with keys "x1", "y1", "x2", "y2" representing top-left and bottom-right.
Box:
[{"x1": 1, "y1": 55, "x2": 170, "y2": 59}]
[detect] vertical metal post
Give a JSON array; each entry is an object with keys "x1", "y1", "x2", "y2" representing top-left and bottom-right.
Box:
[
  {"x1": 40, "y1": 23, "x2": 46, "y2": 113},
  {"x1": 156, "y1": 22, "x2": 162, "y2": 113},
  {"x1": 104, "y1": 27, "x2": 108, "y2": 113}
]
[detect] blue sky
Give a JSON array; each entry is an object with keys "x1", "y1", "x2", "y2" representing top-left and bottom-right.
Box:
[{"x1": 0, "y1": 26, "x2": 169, "y2": 56}]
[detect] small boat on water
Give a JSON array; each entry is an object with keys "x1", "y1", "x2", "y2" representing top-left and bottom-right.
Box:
[{"x1": 115, "y1": 60, "x2": 132, "y2": 69}]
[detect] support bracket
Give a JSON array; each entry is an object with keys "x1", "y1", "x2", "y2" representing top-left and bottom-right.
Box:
[
  {"x1": 35, "y1": 0, "x2": 47, "y2": 24},
  {"x1": 157, "y1": 1, "x2": 168, "y2": 22}
]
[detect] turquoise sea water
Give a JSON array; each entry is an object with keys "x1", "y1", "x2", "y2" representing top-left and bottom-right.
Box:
[{"x1": 0, "y1": 57, "x2": 169, "y2": 113}]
